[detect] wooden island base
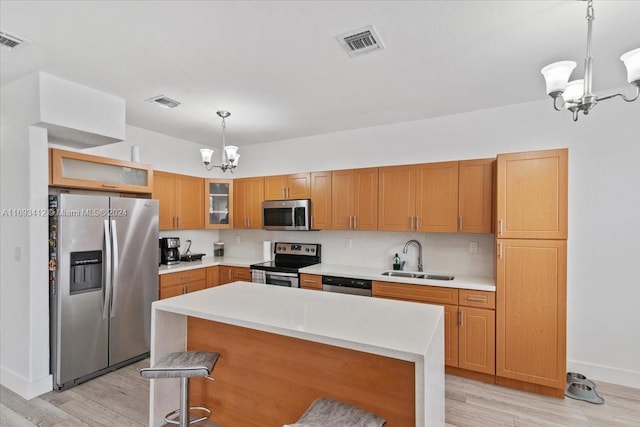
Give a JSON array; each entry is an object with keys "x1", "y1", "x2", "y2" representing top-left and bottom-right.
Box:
[{"x1": 187, "y1": 317, "x2": 416, "y2": 427}]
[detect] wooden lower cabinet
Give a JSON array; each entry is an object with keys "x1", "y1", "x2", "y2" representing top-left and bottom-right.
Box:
[
  {"x1": 373, "y1": 281, "x2": 495, "y2": 376},
  {"x1": 496, "y1": 238, "x2": 566, "y2": 393},
  {"x1": 458, "y1": 306, "x2": 495, "y2": 375},
  {"x1": 159, "y1": 269, "x2": 206, "y2": 299},
  {"x1": 300, "y1": 274, "x2": 322, "y2": 290},
  {"x1": 443, "y1": 305, "x2": 459, "y2": 368},
  {"x1": 219, "y1": 266, "x2": 251, "y2": 285},
  {"x1": 206, "y1": 266, "x2": 220, "y2": 288}
]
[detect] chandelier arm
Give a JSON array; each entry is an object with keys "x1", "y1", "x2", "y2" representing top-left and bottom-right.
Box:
[
  {"x1": 553, "y1": 95, "x2": 564, "y2": 111},
  {"x1": 596, "y1": 86, "x2": 640, "y2": 103}
]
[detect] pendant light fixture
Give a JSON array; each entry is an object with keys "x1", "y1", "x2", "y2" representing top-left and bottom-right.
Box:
[
  {"x1": 200, "y1": 110, "x2": 240, "y2": 173},
  {"x1": 540, "y1": 0, "x2": 639, "y2": 121}
]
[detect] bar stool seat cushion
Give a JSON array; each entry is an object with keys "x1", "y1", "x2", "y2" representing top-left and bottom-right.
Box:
[
  {"x1": 285, "y1": 397, "x2": 386, "y2": 427},
  {"x1": 140, "y1": 351, "x2": 220, "y2": 379}
]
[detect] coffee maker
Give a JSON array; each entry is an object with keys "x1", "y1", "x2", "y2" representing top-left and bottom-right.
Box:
[{"x1": 159, "y1": 237, "x2": 180, "y2": 265}]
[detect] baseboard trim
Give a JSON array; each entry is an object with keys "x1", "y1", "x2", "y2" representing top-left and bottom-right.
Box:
[
  {"x1": 445, "y1": 366, "x2": 495, "y2": 384},
  {"x1": 0, "y1": 366, "x2": 52, "y2": 400},
  {"x1": 567, "y1": 360, "x2": 639, "y2": 389}
]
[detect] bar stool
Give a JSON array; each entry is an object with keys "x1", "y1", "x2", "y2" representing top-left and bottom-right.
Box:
[
  {"x1": 285, "y1": 397, "x2": 386, "y2": 427},
  {"x1": 141, "y1": 351, "x2": 221, "y2": 427}
]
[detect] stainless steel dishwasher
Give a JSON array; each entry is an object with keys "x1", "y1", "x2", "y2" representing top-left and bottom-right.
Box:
[{"x1": 321, "y1": 275, "x2": 372, "y2": 297}]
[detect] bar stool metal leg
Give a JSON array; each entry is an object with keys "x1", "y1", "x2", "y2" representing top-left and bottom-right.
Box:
[{"x1": 180, "y1": 377, "x2": 188, "y2": 427}]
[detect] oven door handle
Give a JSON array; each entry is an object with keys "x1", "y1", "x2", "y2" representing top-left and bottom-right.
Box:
[{"x1": 265, "y1": 271, "x2": 299, "y2": 278}]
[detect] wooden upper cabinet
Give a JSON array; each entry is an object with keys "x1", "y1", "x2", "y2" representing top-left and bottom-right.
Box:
[
  {"x1": 153, "y1": 171, "x2": 203, "y2": 230},
  {"x1": 264, "y1": 173, "x2": 310, "y2": 200},
  {"x1": 496, "y1": 238, "x2": 566, "y2": 389},
  {"x1": 458, "y1": 159, "x2": 494, "y2": 234},
  {"x1": 331, "y1": 169, "x2": 354, "y2": 230},
  {"x1": 379, "y1": 160, "x2": 491, "y2": 233},
  {"x1": 353, "y1": 168, "x2": 378, "y2": 230},
  {"x1": 49, "y1": 148, "x2": 153, "y2": 193},
  {"x1": 153, "y1": 171, "x2": 176, "y2": 230},
  {"x1": 332, "y1": 168, "x2": 378, "y2": 230},
  {"x1": 378, "y1": 165, "x2": 416, "y2": 231},
  {"x1": 416, "y1": 161, "x2": 459, "y2": 232},
  {"x1": 234, "y1": 177, "x2": 264, "y2": 229},
  {"x1": 204, "y1": 179, "x2": 233, "y2": 229},
  {"x1": 175, "y1": 175, "x2": 204, "y2": 229},
  {"x1": 310, "y1": 171, "x2": 332, "y2": 230},
  {"x1": 496, "y1": 149, "x2": 568, "y2": 239}
]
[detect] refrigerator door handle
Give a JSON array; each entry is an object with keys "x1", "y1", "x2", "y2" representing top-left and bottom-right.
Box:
[
  {"x1": 110, "y1": 219, "x2": 119, "y2": 318},
  {"x1": 103, "y1": 220, "x2": 112, "y2": 320}
]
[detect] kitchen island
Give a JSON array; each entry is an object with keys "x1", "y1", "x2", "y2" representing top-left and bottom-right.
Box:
[{"x1": 148, "y1": 281, "x2": 444, "y2": 426}]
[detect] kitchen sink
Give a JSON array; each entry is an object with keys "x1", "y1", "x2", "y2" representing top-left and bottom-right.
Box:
[
  {"x1": 381, "y1": 271, "x2": 426, "y2": 278},
  {"x1": 381, "y1": 271, "x2": 455, "y2": 281}
]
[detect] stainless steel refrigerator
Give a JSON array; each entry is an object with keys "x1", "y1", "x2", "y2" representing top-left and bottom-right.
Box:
[{"x1": 49, "y1": 193, "x2": 159, "y2": 390}]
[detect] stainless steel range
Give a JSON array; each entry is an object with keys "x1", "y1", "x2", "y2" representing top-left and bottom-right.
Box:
[{"x1": 250, "y1": 242, "x2": 321, "y2": 288}]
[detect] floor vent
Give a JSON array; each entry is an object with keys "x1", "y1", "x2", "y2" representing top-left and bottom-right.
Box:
[
  {"x1": 336, "y1": 25, "x2": 385, "y2": 57},
  {"x1": 146, "y1": 95, "x2": 181, "y2": 109},
  {"x1": 0, "y1": 31, "x2": 27, "y2": 50}
]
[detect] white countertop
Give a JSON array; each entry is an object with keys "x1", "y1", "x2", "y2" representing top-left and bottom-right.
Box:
[
  {"x1": 152, "y1": 281, "x2": 443, "y2": 362},
  {"x1": 158, "y1": 256, "x2": 262, "y2": 274},
  {"x1": 300, "y1": 263, "x2": 496, "y2": 292}
]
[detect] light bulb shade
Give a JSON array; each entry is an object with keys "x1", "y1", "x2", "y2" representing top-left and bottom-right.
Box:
[
  {"x1": 562, "y1": 79, "x2": 584, "y2": 105},
  {"x1": 229, "y1": 153, "x2": 240, "y2": 166},
  {"x1": 200, "y1": 148, "x2": 214, "y2": 165},
  {"x1": 541, "y1": 61, "x2": 577, "y2": 95},
  {"x1": 621, "y1": 48, "x2": 640, "y2": 84},
  {"x1": 224, "y1": 145, "x2": 238, "y2": 158}
]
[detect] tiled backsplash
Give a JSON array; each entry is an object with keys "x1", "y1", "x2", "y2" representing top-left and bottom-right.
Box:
[{"x1": 218, "y1": 229, "x2": 495, "y2": 277}]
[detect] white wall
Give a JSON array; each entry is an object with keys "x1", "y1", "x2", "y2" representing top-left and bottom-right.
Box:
[
  {"x1": 0, "y1": 74, "x2": 52, "y2": 398},
  {"x1": 226, "y1": 95, "x2": 640, "y2": 388}
]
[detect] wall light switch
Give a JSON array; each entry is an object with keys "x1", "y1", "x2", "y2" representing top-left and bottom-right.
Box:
[{"x1": 469, "y1": 241, "x2": 478, "y2": 254}]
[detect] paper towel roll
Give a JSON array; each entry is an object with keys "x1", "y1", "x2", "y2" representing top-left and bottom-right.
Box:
[{"x1": 263, "y1": 241, "x2": 272, "y2": 261}]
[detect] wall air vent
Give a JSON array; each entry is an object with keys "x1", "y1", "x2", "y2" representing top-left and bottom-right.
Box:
[
  {"x1": 0, "y1": 31, "x2": 27, "y2": 50},
  {"x1": 146, "y1": 95, "x2": 181, "y2": 109},
  {"x1": 336, "y1": 25, "x2": 385, "y2": 57}
]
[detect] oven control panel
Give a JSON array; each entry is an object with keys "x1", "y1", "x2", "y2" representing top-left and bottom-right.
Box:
[{"x1": 274, "y1": 243, "x2": 319, "y2": 256}]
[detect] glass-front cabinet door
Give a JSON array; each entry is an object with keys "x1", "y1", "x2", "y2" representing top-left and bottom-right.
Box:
[{"x1": 204, "y1": 179, "x2": 233, "y2": 229}]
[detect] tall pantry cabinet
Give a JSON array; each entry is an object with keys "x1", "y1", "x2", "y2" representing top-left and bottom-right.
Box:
[{"x1": 495, "y1": 148, "x2": 568, "y2": 397}]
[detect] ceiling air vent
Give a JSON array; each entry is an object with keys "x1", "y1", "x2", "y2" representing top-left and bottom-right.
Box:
[
  {"x1": 336, "y1": 25, "x2": 385, "y2": 57},
  {"x1": 146, "y1": 95, "x2": 181, "y2": 109},
  {"x1": 0, "y1": 31, "x2": 27, "y2": 50}
]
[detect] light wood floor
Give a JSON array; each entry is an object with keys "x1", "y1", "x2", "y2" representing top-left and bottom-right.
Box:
[{"x1": 1, "y1": 359, "x2": 639, "y2": 426}]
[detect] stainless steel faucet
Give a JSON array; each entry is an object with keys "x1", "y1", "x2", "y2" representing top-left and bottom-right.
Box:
[{"x1": 402, "y1": 239, "x2": 423, "y2": 272}]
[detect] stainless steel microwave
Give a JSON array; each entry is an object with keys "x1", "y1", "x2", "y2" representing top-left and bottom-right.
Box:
[{"x1": 262, "y1": 199, "x2": 311, "y2": 231}]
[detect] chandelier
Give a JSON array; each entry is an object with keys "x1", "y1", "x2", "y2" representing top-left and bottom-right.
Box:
[
  {"x1": 200, "y1": 110, "x2": 240, "y2": 173},
  {"x1": 540, "y1": 0, "x2": 639, "y2": 121}
]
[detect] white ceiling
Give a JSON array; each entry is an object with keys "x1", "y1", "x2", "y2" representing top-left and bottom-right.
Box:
[{"x1": 1, "y1": 1, "x2": 639, "y2": 147}]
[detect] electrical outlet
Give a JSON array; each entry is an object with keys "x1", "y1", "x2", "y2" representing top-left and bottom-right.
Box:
[
  {"x1": 469, "y1": 241, "x2": 478, "y2": 254},
  {"x1": 235, "y1": 235, "x2": 241, "y2": 244},
  {"x1": 345, "y1": 238, "x2": 352, "y2": 248},
  {"x1": 14, "y1": 247, "x2": 21, "y2": 261}
]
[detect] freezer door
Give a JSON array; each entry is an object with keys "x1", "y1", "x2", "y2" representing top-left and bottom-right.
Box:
[
  {"x1": 53, "y1": 194, "x2": 109, "y2": 386},
  {"x1": 109, "y1": 197, "x2": 159, "y2": 366}
]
